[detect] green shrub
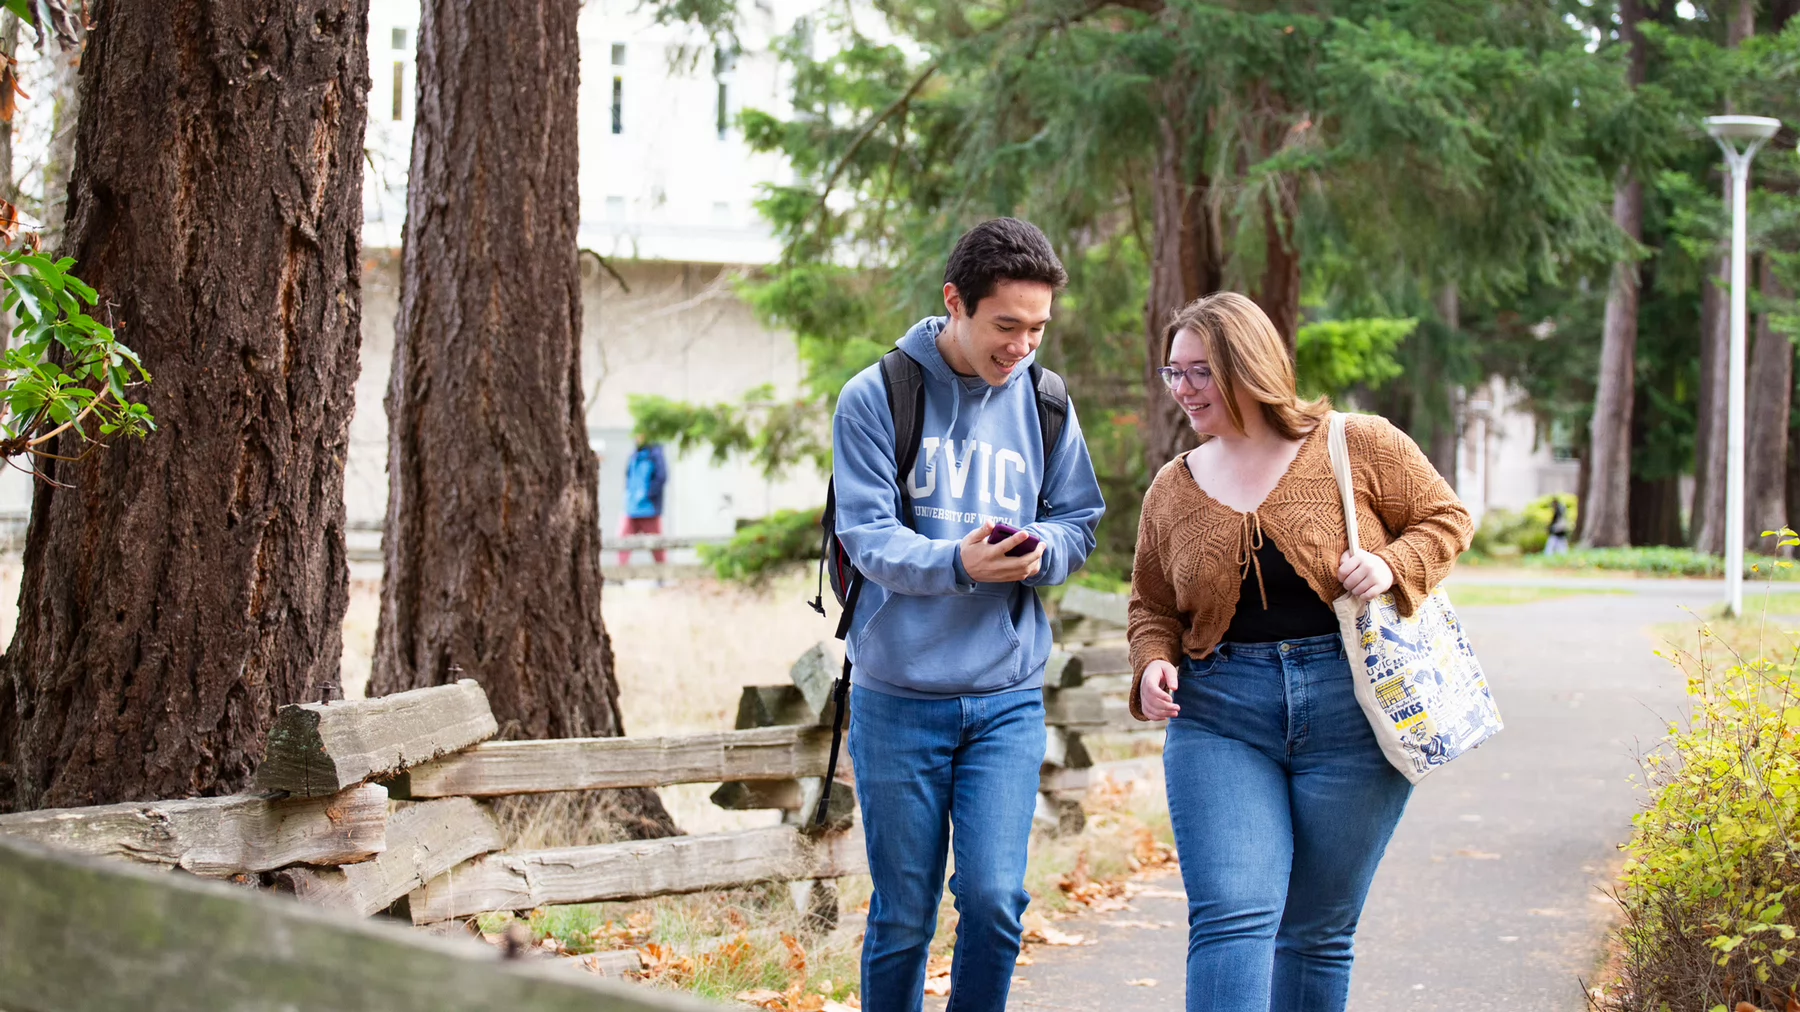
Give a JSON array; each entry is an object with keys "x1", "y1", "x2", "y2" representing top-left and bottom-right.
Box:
[
  {"x1": 696, "y1": 508, "x2": 821, "y2": 583},
  {"x1": 1604, "y1": 531, "x2": 1800, "y2": 1011},
  {"x1": 1609, "y1": 653, "x2": 1800, "y2": 1008},
  {"x1": 1468, "y1": 494, "x2": 1577, "y2": 558}
]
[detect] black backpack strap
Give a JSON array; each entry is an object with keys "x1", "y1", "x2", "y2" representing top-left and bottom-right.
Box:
[
  {"x1": 813, "y1": 351, "x2": 926, "y2": 828},
  {"x1": 880, "y1": 349, "x2": 927, "y2": 523},
  {"x1": 812, "y1": 654, "x2": 854, "y2": 831},
  {"x1": 1029, "y1": 362, "x2": 1069, "y2": 517}
]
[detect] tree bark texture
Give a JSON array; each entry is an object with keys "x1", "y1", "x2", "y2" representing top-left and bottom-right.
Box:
[
  {"x1": 371, "y1": 0, "x2": 673, "y2": 838},
  {"x1": 1628, "y1": 476, "x2": 1684, "y2": 547},
  {"x1": 1254, "y1": 183, "x2": 1301, "y2": 359},
  {"x1": 1692, "y1": 239, "x2": 1731, "y2": 555},
  {"x1": 41, "y1": 0, "x2": 83, "y2": 254},
  {"x1": 1142, "y1": 110, "x2": 1220, "y2": 471},
  {"x1": 0, "y1": 0, "x2": 367, "y2": 812},
  {"x1": 1581, "y1": 0, "x2": 1643, "y2": 548},
  {"x1": 1581, "y1": 177, "x2": 1643, "y2": 547},
  {"x1": 1424, "y1": 285, "x2": 1460, "y2": 483},
  {"x1": 1747, "y1": 256, "x2": 1793, "y2": 550}
]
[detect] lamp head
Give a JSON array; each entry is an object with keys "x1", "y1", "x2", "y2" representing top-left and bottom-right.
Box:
[{"x1": 1706, "y1": 115, "x2": 1782, "y2": 142}]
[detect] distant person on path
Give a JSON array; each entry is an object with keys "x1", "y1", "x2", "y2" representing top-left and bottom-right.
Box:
[
  {"x1": 1127, "y1": 293, "x2": 1474, "y2": 1012},
  {"x1": 618, "y1": 438, "x2": 668, "y2": 566},
  {"x1": 833, "y1": 218, "x2": 1106, "y2": 1012},
  {"x1": 1545, "y1": 498, "x2": 1571, "y2": 555}
]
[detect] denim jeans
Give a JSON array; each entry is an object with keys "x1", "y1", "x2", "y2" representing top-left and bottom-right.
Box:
[
  {"x1": 849, "y1": 684, "x2": 1045, "y2": 1012},
  {"x1": 1163, "y1": 632, "x2": 1412, "y2": 1012}
]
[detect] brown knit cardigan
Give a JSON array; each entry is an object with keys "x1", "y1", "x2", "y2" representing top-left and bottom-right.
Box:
[{"x1": 1126, "y1": 413, "x2": 1474, "y2": 720}]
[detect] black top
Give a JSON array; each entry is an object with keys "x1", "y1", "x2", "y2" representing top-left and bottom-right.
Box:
[{"x1": 1223, "y1": 537, "x2": 1340, "y2": 643}]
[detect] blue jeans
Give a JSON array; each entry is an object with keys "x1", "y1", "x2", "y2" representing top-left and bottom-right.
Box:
[
  {"x1": 849, "y1": 684, "x2": 1045, "y2": 1012},
  {"x1": 1163, "y1": 633, "x2": 1412, "y2": 1012}
]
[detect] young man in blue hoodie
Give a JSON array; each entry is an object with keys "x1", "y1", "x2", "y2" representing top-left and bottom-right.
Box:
[{"x1": 834, "y1": 218, "x2": 1106, "y2": 1011}]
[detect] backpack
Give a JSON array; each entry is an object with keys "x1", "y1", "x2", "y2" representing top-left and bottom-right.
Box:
[{"x1": 806, "y1": 348, "x2": 1069, "y2": 828}]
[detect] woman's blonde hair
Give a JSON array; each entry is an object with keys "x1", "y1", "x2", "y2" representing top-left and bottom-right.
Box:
[{"x1": 1162, "y1": 292, "x2": 1330, "y2": 441}]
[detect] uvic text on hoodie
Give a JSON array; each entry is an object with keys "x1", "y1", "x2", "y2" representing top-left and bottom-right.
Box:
[{"x1": 832, "y1": 316, "x2": 1108, "y2": 699}]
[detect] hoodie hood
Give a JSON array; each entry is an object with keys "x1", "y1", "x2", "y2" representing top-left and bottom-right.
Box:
[{"x1": 896, "y1": 315, "x2": 1039, "y2": 390}]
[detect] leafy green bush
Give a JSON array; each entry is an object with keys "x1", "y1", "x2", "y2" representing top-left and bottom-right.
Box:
[
  {"x1": 1503, "y1": 545, "x2": 1800, "y2": 580},
  {"x1": 1606, "y1": 561, "x2": 1800, "y2": 1009},
  {"x1": 1468, "y1": 494, "x2": 1577, "y2": 558},
  {"x1": 696, "y1": 508, "x2": 821, "y2": 583}
]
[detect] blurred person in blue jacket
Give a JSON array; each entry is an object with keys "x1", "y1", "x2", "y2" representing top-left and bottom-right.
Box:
[{"x1": 618, "y1": 438, "x2": 668, "y2": 565}]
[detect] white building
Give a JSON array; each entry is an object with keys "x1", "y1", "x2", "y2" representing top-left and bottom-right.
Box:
[{"x1": 356, "y1": 0, "x2": 830, "y2": 544}]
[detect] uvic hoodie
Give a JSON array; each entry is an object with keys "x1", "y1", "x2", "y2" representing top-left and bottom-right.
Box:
[{"x1": 832, "y1": 316, "x2": 1107, "y2": 698}]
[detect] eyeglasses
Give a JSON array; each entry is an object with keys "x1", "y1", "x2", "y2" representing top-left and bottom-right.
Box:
[{"x1": 1156, "y1": 365, "x2": 1214, "y2": 392}]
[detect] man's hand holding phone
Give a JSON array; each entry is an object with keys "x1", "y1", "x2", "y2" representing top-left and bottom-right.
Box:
[{"x1": 959, "y1": 522, "x2": 1046, "y2": 583}]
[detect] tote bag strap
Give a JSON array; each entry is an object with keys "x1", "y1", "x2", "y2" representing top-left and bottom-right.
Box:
[
  {"x1": 1327, "y1": 411, "x2": 1359, "y2": 549},
  {"x1": 1328, "y1": 411, "x2": 1382, "y2": 628}
]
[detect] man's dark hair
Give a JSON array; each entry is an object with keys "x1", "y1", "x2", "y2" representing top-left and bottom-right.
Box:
[{"x1": 944, "y1": 217, "x2": 1068, "y2": 315}]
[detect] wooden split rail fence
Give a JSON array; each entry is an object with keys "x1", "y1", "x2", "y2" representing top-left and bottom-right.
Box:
[{"x1": 0, "y1": 587, "x2": 1147, "y2": 998}]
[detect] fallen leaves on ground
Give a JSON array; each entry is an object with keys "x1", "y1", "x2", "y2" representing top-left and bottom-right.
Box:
[
  {"x1": 1023, "y1": 909, "x2": 1091, "y2": 947},
  {"x1": 1126, "y1": 978, "x2": 1159, "y2": 987},
  {"x1": 924, "y1": 953, "x2": 953, "y2": 995}
]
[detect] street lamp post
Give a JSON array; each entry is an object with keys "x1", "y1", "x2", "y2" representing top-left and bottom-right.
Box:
[{"x1": 1705, "y1": 114, "x2": 1781, "y2": 617}]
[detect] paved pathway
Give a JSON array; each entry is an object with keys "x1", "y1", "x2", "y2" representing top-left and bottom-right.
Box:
[{"x1": 1004, "y1": 578, "x2": 1736, "y2": 1011}]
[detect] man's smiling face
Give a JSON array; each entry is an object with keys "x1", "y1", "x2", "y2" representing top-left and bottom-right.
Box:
[{"x1": 941, "y1": 279, "x2": 1053, "y2": 386}]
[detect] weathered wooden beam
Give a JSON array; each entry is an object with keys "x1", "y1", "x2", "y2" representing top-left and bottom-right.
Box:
[
  {"x1": 711, "y1": 778, "x2": 806, "y2": 811},
  {"x1": 735, "y1": 684, "x2": 824, "y2": 729},
  {"x1": 1074, "y1": 643, "x2": 1130, "y2": 676},
  {"x1": 1040, "y1": 765, "x2": 1091, "y2": 795},
  {"x1": 274, "y1": 798, "x2": 504, "y2": 917},
  {"x1": 1082, "y1": 673, "x2": 1134, "y2": 696},
  {"x1": 1059, "y1": 586, "x2": 1128, "y2": 627},
  {"x1": 0, "y1": 835, "x2": 711, "y2": 1012},
  {"x1": 1042, "y1": 727, "x2": 1093, "y2": 770},
  {"x1": 1103, "y1": 697, "x2": 1167, "y2": 734},
  {"x1": 256, "y1": 679, "x2": 499, "y2": 798},
  {"x1": 788, "y1": 641, "x2": 839, "y2": 719},
  {"x1": 408, "y1": 824, "x2": 868, "y2": 924},
  {"x1": 0, "y1": 784, "x2": 387, "y2": 878},
  {"x1": 397, "y1": 725, "x2": 831, "y2": 799},
  {"x1": 1043, "y1": 686, "x2": 1106, "y2": 728},
  {"x1": 1046, "y1": 649, "x2": 1084, "y2": 688}
]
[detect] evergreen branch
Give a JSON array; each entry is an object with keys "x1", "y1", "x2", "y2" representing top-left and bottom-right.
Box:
[{"x1": 805, "y1": 61, "x2": 939, "y2": 240}]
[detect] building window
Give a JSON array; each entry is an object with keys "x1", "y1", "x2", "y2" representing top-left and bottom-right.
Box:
[
  {"x1": 712, "y1": 201, "x2": 731, "y2": 226},
  {"x1": 392, "y1": 62, "x2": 404, "y2": 120},
  {"x1": 713, "y1": 48, "x2": 735, "y2": 139},
  {"x1": 611, "y1": 76, "x2": 623, "y2": 134},
  {"x1": 392, "y1": 27, "x2": 407, "y2": 50},
  {"x1": 606, "y1": 196, "x2": 626, "y2": 222},
  {"x1": 716, "y1": 82, "x2": 729, "y2": 138},
  {"x1": 611, "y1": 43, "x2": 627, "y2": 66}
]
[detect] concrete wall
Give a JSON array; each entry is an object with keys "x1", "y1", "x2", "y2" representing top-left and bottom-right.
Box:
[{"x1": 350, "y1": 251, "x2": 826, "y2": 540}]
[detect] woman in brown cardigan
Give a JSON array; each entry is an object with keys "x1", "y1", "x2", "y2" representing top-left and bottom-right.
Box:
[{"x1": 1129, "y1": 293, "x2": 1473, "y2": 1012}]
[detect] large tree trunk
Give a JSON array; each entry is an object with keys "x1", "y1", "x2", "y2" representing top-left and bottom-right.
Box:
[
  {"x1": 372, "y1": 0, "x2": 673, "y2": 839},
  {"x1": 0, "y1": 0, "x2": 367, "y2": 812},
  {"x1": 1142, "y1": 109, "x2": 1221, "y2": 470},
  {"x1": 1747, "y1": 255, "x2": 1793, "y2": 551},
  {"x1": 40, "y1": 0, "x2": 82, "y2": 253},
  {"x1": 1581, "y1": 0, "x2": 1644, "y2": 548},
  {"x1": 1424, "y1": 285, "x2": 1460, "y2": 482},
  {"x1": 1581, "y1": 177, "x2": 1643, "y2": 547},
  {"x1": 1694, "y1": 251, "x2": 1731, "y2": 554},
  {"x1": 1254, "y1": 183, "x2": 1301, "y2": 358},
  {"x1": 1692, "y1": 1, "x2": 1757, "y2": 554}
]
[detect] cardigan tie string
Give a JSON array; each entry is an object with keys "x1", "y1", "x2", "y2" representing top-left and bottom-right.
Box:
[{"x1": 1237, "y1": 511, "x2": 1269, "y2": 610}]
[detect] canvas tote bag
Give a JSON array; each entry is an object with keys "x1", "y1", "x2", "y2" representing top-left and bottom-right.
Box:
[{"x1": 1328, "y1": 411, "x2": 1502, "y2": 784}]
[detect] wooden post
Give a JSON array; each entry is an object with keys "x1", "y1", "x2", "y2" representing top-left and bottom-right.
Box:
[
  {"x1": 0, "y1": 834, "x2": 713, "y2": 1012},
  {"x1": 0, "y1": 783, "x2": 388, "y2": 877},
  {"x1": 256, "y1": 680, "x2": 498, "y2": 798}
]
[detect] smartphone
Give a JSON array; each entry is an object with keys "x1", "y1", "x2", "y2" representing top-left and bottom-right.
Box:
[{"x1": 987, "y1": 522, "x2": 1042, "y2": 558}]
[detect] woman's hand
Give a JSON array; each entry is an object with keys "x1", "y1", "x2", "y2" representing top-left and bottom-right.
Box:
[
  {"x1": 1138, "y1": 659, "x2": 1181, "y2": 720},
  {"x1": 1338, "y1": 549, "x2": 1394, "y2": 601}
]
